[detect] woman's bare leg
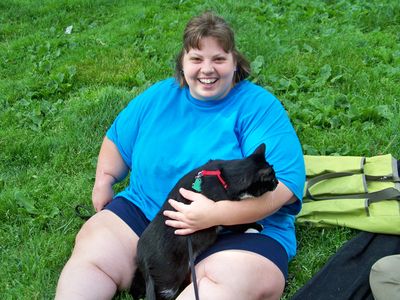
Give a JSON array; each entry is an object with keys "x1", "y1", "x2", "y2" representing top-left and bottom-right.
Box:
[
  {"x1": 177, "y1": 250, "x2": 285, "y2": 300},
  {"x1": 55, "y1": 210, "x2": 139, "y2": 300}
]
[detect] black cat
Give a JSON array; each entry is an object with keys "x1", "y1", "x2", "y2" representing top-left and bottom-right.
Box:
[{"x1": 130, "y1": 143, "x2": 278, "y2": 300}]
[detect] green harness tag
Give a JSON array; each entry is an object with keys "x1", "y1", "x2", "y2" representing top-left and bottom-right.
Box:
[{"x1": 192, "y1": 177, "x2": 202, "y2": 192}]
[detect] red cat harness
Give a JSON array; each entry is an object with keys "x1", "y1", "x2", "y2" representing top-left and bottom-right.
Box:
[{"x1": 192, "y1": 170, "x2": 228, "y2": 192}]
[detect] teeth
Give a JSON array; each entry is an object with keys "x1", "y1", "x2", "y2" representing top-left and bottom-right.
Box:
[{"x1": 199, "y1": 78, "x2": 217, "y2": 84}]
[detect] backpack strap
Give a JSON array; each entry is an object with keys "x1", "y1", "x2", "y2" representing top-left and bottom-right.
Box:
[
  {"x1": 364, "y1": 185, "x2": 400, "y2": 216},
  {"x1": 305, "y1": 173, "x2": 400, "y2": 216},
  {"x1": 305, "y1": 173, "x2": 400, "y2": 201},
  {"x1": 305, "y1": 172, "x2": 365, "y2": 200}
]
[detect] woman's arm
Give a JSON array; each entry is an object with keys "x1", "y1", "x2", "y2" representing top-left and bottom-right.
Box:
[
  {"x1": 92, "y1": 136, "x2": 129, "y2": 212},
  {"x1": 163, "y1": 182, "x2": 295, "y2": 235},
  {"x1": 216, "y1": 182, "x2": 295, "y2": 225}
]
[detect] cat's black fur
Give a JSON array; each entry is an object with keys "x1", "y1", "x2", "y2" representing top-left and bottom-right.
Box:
[{"x1": 130, "y1": 144, "x2": 278, "y2": 300}]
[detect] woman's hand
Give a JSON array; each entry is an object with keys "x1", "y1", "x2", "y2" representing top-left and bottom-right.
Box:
[
  {"x1": 163, "y1": 188, "x2": 218, "y2": 235},
  {"x1": 92, "y1": 181, "x2": 114, "y2": 212}
]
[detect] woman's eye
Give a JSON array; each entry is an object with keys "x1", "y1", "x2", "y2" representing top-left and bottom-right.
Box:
[
  {"x1": 190, "y1": 57, "x2": 202, "y2": 63},
  {"x1": 214, "y1": 57, "x2": 226, "y2": 63}
]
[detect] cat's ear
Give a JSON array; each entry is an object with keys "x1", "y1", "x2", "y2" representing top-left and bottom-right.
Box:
[{"x1": 253, "y1": 143, "x2": 266, "y2": 156}]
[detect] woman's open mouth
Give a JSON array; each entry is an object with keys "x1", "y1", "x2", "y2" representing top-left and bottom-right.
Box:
[{"x1": 198, "y1": 78, "x2": 218, "y2": 85}]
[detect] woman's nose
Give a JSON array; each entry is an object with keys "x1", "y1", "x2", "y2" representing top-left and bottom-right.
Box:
[{"x1": 201, "y1": 61, "x2": 215, "y2": 74}]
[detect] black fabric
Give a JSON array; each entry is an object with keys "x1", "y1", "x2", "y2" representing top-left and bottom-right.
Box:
[
  {"x1": 291, "y1": 232, "x2": 400, "y2": 300},
  {"x1": 397, "y1": 159, "x2": 400, "y2": 176}
]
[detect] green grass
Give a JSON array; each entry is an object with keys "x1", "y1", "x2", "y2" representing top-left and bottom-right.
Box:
[{"x1": 1, "y1": 0, "x2": 399, "y2": 299}]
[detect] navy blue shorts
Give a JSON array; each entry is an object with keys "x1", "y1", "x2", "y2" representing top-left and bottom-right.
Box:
[{"x1": 104, "y1": 196, "x2": 288, "y2": 279}]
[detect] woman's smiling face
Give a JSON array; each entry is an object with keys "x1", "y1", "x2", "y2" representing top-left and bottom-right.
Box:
[{"x1": 182, "y1": 36, "x2": 236, "y2": 101}]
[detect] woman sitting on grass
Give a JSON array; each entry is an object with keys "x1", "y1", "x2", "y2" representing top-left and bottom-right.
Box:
[{"x1": 55, "y1": 11, "x2": 305, "y2": 300}]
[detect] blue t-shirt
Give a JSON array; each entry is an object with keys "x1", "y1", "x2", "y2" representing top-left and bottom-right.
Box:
[{"x1": 106, "y1": 78, "x2": 305, "y2": 259}]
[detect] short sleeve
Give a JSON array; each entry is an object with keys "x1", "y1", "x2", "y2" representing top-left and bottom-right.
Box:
[
  {"x1": 239, "y1": 91, "x2": 305, "y2": 214},
  {"x1": 106, "y1": 98, "x2": 141, "y2": 168}
]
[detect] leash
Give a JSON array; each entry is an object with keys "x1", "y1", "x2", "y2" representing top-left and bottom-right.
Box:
[
  {"x1": 187, "y1": 236, "x2": 200, "y2": 300},
  {"x1": 74, "y1": 204, "x2": 94, "y2": 220},
  {"x1": 189, "y1": 168, "x2": 228, "y2": 299}
]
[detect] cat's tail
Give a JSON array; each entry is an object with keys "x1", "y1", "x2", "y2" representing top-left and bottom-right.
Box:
[
  {"x1": 130, "y1": 268, "x2": 146, "y2": 299},
  {"x1": 145, "y1": 273, "x2": 157, "y2": 300}
]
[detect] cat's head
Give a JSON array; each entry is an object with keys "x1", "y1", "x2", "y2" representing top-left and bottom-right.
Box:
[{"x1": 218, "y1": 144, "x2": 279, "y2": 199}]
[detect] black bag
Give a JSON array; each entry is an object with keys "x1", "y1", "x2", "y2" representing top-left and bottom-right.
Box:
[{"x1": 291, "y1": 232, "x2": 400, "y2": 300}]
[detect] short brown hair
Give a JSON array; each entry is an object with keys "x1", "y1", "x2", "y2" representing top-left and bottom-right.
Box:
[{"x1": 175, "y1": 12, "x2": 250, "y2": 87}]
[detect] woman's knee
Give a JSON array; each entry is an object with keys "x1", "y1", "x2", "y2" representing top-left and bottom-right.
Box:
[
  {"x1": 239, "y1": 266, "x2": 284, "y2": 300},
  {"x1": 257, "y1": 273, "x2": 285, "y2": 300},
  {"x1": 196, "y1": 251, "x2": 285, "y2": 300}
]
